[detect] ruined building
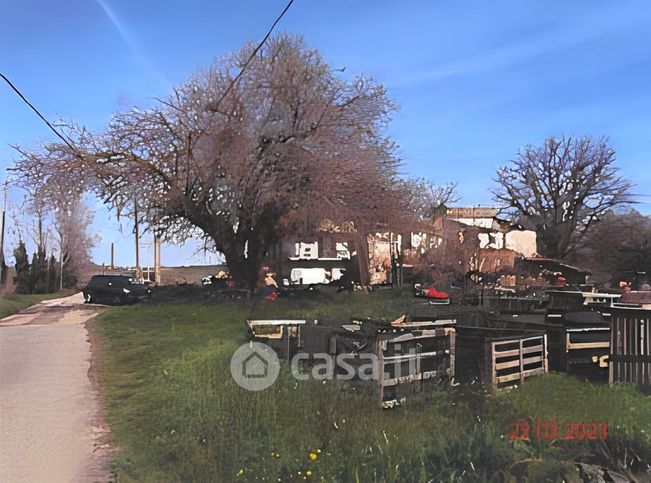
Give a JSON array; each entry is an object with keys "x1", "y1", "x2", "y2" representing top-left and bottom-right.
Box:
[{"x1": 266, "y1": 207, "x2": 539, "y2": 287}]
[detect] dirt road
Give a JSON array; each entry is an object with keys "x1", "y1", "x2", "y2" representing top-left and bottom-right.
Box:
[{"x1": 0, "y1": 293, "x2": 109, "y2": 482}]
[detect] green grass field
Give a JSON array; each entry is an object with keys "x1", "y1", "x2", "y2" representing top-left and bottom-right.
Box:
[
  {"x1": 95, "y1": 288, "x2": 651, "y2": 482},
  {"x1": 0, "y1": 290, "x2": 76, "y2": 319}
]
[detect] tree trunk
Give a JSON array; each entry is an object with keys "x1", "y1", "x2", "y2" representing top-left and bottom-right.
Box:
[
  {"x1": 223, "y1": 252, "x2": 261, "y2": 292},
  {"x1": 218, "y1": 234, "x2": 270, "y2": 292},
  {"x1": 199, "y1": 205, "x2": 280, "y2": 292}
]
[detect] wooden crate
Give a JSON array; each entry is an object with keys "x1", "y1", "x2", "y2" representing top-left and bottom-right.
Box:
[
  {"x1": 247, "y1": 317, "x2": 457, "y2": 407},
  {"x1": 377, "y1": 327, "x2": 455, "y2": 407},
  {"x1": 482, "y1": 296, "x2": 542, "y2": 313},
  {"x1": 563, "y1": 327, "x2": 610, "y2": 380},
  {"x1": 544, "y1": 290, "x2": 615, "y2": 381},
  {"x1": 545, "y1": 290, "x2": 620, "y2": 323}
]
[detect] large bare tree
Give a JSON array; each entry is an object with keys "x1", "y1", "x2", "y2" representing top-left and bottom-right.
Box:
[
  {"x1": 12, "y1": 35, "x2": 402, "y2": 288},
  {"x1": 493, "y1": 135, "x2": 634, "y2": 259}
]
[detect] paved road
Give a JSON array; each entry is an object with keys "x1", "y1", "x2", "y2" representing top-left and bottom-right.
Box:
[{"x1": 0, "y1": 293, "x2": 109, "y2": 482}]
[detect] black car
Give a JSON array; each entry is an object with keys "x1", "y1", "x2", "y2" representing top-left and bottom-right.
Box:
[{"x1": 83, "y1": 274, "x2": 152, "y2": 305}]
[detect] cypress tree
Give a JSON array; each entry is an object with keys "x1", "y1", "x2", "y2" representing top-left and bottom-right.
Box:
[
  {"x1": 30, "y1": 246, "x2": 48, "y2": 294},
  {"x1": 48, "y1": 254, "x2": 59, "y2": 293},
  {"x1": 13, "y1": 240, "x2": 31, "y2": 294}
]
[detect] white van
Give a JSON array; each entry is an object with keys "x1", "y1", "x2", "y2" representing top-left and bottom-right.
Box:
[{"x1": 290, "y1": 268, "x2": 329, "y2": 285}]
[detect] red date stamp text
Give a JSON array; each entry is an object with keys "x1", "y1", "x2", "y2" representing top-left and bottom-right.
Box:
[{"x1": 509, "y1": 420, "x2": 607, "y2": 441}]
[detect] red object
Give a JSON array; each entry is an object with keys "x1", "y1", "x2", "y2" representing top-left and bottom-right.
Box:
[
  {"x1": 264, "y1": 291, "x2": 278, "y2": 301},
  {"x1": 425, "y1": 287, "x2": 449, "y2": 299}
]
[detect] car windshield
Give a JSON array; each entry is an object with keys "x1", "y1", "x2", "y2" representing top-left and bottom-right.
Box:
[
  {"x1": 88, "y1": 276, "x2": 137, "y2": 287},
  {"x1": 88, "y1": 276, "x2": 108, "y2": 287},
  {"x1": 112, "y1": 277, "x2": 136, "y2": 286}
]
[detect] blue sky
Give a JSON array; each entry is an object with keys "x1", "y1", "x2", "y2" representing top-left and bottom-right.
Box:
[{"x1": 1, "y1": 0, "x2": 650, "y2": 267}]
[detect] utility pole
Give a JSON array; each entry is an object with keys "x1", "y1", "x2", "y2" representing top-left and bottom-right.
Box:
[
  {"x1": 0, "y1": 182, "x2": 8, "y2": 289},
  {"x1": 59, "y1": 225, "x2": 66, "y2": 291},
  {"x1": 110, "y1": 242, "x2": 115, "y2": 270},
  {"x1": 59, "y1": 247, "x2": 64, "y2": 291},
  {"x1": 47, "y1": 253, "x2": 51, "y2": 293},
  {"x1": 134, "y1": 199, "x2": 140, "y2": 280},
  {"x1": 154, "y1": 236, "x2": 161, "y2": 285}
]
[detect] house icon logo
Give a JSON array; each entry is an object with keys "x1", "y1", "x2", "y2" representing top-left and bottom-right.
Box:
[
  {"x1": 242, "y1": 351, "x2": 269, "y2": 378},
  {"x1": 230, "y1": 342, "x2": 280, "y2": 391}
]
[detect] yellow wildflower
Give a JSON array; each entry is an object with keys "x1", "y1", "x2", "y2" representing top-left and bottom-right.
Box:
[
  {"x1": 236, "y1": 468, "x2": 244, "y2": 477},
  {"x1": 309, "y1": 452, "x2": 318, "y2": 461}
]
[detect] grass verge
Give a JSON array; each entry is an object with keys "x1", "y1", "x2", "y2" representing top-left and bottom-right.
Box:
[
  {"x1": 0, "y1": 290, "x2": 76, "y2": 319},
  {"x1": 95, "y1": 289, "x2": 651, "y2": 481}
]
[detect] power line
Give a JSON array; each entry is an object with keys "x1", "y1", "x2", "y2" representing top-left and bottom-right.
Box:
[
  {"x1": 0, "y1": 72, "x2": 79, "y2": 154},
  {"x1": 209, "y1": 0, "x2": 295, "y2": 112},
  {"x1": 3, "y1": 0, "x2": 295, "y2": 148}
]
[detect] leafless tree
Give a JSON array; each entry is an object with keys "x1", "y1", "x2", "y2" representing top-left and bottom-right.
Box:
[
  {"x1": 400, "y1": 177, "x2": 459, "y2": 221},
  {"x1": 24, "y1": 197, "x2": 50, "y2": 252},
  {"x1": 493, "y1": 135, "x2": 634, "y2": 259},
  {"x1": 382, "y1": 178, "x2": 459, "y2": 287},
  {"x1": 53, "y1": 199, "x2": 95, "y2": 289},
  {"x1": 12, "y1": 35, "x2": 402, "y2": 289},
  {"x1": 412, "y1": 220, "x2": 481, "y2": 283},
  {"x1": 11, "y1": 147, "x2": 95, "y2": 288}
]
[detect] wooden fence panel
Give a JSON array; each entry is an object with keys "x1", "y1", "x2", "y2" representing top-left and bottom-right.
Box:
[
  {"x1": 484, "y1": 334, "x2": 547, "y2": 392},
  {"x1": 609, "y1": 307, "x2": 651, "y2": 389}
]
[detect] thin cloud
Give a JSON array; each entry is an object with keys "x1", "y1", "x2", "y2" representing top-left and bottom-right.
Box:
[
  {"x1": 95, "y1": 0, "x2": 170, "y2": 87},
  {"x1": 387, "y1": 27, "x2": 601, "y2": 89}
]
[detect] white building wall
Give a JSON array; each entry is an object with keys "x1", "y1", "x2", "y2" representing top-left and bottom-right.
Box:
[
  {"x1": 453, "y1": 217, "x2": 495, "y2": 229},
  {"x1": 505, "y1": 230, "x2": 537, "y2": 257},
  {"x1": 478, "y1": 231, "x2": 505, "y2": 249}
]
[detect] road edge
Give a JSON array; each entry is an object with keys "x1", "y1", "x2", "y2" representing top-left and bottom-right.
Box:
[{"x1": 85, "y1": 314, "x2": 117, "y2": 482}]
